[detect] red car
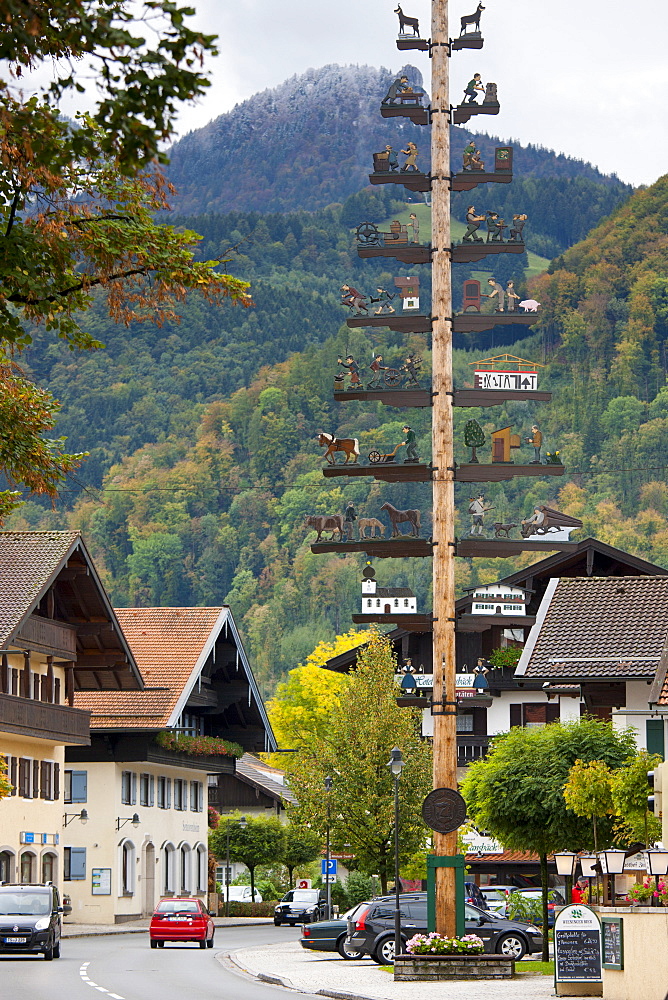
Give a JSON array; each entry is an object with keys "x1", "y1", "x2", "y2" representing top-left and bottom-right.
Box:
[{"x1": 149, "y1": 898, "x2": 215, "y2": 949}]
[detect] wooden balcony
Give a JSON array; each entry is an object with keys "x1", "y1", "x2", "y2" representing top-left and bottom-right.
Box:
[
  {"x1": 15, "y1": 615, "x2": 77, "y2": 659},
  {"x1": 0, "y1": 693, "x2": 90, "y2": 745},
  {"x1": 457, "y1": 735, "x2": 490, "y2": 766}
]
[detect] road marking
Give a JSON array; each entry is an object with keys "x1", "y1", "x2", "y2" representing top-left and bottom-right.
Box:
[{"x1": 79, "y1": 960, "x2": 125, "y2": 1000}]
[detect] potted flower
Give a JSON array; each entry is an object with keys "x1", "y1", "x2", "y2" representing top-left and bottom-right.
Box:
[
  {"x1": 406, "y1": 932, "x2": 484, "y2": 955},
  {"x1": 628, "y1": 880, "x2": 656, "y2": 905},
  {"x1": 394, "y1": 932, "x2": 514, "y2": 981}
]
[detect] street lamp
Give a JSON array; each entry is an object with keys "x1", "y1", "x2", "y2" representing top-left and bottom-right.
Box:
[
  {"x1": 324, "y1": 777, "x2": 333, "y2": 919},
  {"x1": 554, "y1": 851, "x2": 577, "y2": 904},
  {"x1": 63, "y1": 808, "x2": 88, "y2": 827},
  {"x1": 579, "y1": 854, "x2": 598, "y2": 878},
  {"x1": 387, "y1": 747, "x2": 405, "y2": 962},
  {"x1": 601, "y1": 849, "x2": 626, "y2": 907},
  {"x1": 646, "y1": 849, "x2": 668, "y2": 906},
  {"x1": 115, "y1": 812, "x2": 139, "y2": 831}
]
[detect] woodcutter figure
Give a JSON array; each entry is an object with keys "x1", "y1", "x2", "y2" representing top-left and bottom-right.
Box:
[
  {"x1": 317, "y1": 432, "x2": 360, "y2": 465},
  {"x1": 380, "y1": 501, "x2": 421, "y2": 537}
]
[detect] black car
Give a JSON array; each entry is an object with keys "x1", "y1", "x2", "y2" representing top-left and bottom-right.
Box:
[
  {"x1": 274, "y1": 888, "x2": 328, "y2": 926},
  {"x1": 300, "y1": 903, "x2": 369, "y2": 959},
  {"x1": 0, "y1": 883, "x2": 70, "y2": 960},
  {"x1": 346, "y1": 892, "x2": 542, "y2": 964}
]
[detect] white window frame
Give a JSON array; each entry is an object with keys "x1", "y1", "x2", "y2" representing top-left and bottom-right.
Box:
[{"x1": 119, "y1": 839, "x2": 136, "y2": 896}]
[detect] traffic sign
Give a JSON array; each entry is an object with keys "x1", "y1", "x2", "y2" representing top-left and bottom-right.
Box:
[
  {"x1": 321, "y1": 858, "x2": 338, "y2": 876},
  {"x1": 324, "y1": 874, "x2": 337, "y2": 883}
]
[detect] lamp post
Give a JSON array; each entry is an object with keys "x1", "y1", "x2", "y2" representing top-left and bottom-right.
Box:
[
  {"x1": 646, "y1": 848, "x2": 668, "y2": 906},
  {"x1": 225, "y1": 813, "x2": 247, "y2": 917},
  {"x1": 324, "y1": 777, "x2": 333, "y2": 919},
  {"x1": 387, "y1": 748, "x2": 405, "y2": 962},
  {"x1": 554, "y1": 851, "x2": 577, "y2": 904}
]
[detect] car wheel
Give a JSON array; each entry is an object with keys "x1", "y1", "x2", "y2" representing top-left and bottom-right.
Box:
[
  {"x1": 372, "y1": 936, "x2": 397, "y2": 965},
  {"x1": 273, "y1": 918, "x2": 282, "y2": 926},
  {"x1": 43, "y1": 938, "x2": 54, "y2": 961},
  {"x1": 199, "y1": 940, "x2": 207, "y2": 949},
  {"x1": 150, "y1": 940, "x2": 158, "y2": 949},
  {"x1": 207, "y1": 935, "x2": 214, "y2": 949},
  {"x1": 53, "y1": 941, "x2": 61, "y2": 959},
  {"x1": 337, "y1": 936, "x2": 362, "y2": 960},
  {"x1": 496, "y1": 933, "x2": 526, "y2": 960},
  {"x1": 157, "y1": 941, "x2": 165, "y2": 948}
]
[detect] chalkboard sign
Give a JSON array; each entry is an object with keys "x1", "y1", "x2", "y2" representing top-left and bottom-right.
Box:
[
  {"x1": 602, "y1": 916, "x2": 623, "y2": 970},
  {"x1": 554, "y1": 904, "x2": 602, "y2": 983}
]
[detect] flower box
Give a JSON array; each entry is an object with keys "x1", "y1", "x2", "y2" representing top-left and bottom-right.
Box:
[{"x1": 394, "y1": 954, "x2": 515, "y2": 981}]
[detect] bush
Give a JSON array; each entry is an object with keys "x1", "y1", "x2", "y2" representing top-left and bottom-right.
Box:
[
  {"x1": 220, "y1": 900, "x2": 279, "y2": 917},
  {"x1": 345, "y1": 871, "x2": 381, "y2": 907},
  {"x1": 507, "y1": 891, "x2": 542, "y2": 925}
]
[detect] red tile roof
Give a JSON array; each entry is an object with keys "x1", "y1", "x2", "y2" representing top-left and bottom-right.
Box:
[
  {"x1": 465, "y1": 851, "x2": 540, "y2": 863},
  {"x1": 75, "y1": 607, "x2": 226, "y2": 728}
]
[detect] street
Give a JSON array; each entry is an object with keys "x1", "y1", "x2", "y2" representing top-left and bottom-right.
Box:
[{"x1": 0, "y1": 925, "x2": 313, "y2": 1000}]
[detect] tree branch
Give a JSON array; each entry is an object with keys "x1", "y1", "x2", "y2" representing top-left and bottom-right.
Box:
[
  {"x1": 7, "y1": 267, "x2": 149, "y2": 304},
  {"x1": 5, "y1": 189, "x2": 21, "y2": 238}
]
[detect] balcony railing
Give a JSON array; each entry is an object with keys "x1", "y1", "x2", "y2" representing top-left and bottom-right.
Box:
[
  {"x1": 457, "y1": 735, "x2": 490, "y2": 766},
  {"x1": 0, "y1": 693, "x2": 90, "y2": 745},
  {"x1": 15, "y1": 615, "x2": 77, "y2": 658}
]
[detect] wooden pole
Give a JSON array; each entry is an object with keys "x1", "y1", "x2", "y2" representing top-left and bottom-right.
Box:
[{"x1": 430, "y1": 0, "x2": 457, "y2": 937}]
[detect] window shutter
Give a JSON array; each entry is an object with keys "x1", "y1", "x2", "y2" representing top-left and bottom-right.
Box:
[
  {"x1": 546, "y1": 703, "x2": 560, "y2": 724},
  {"x1": 18, "y1": 758, "x2": 28, "y2": 797},
  {"x1": 646, "y1": 719, "x2": 665, "y2": 759},
  {"x1": 40, "y1": 761, "x2": 49, "y2": 799},
  {"x1": 69, "y1": 847, "x2": 86, "y2": 880},
  {"x1": 509, "y1": 704, "x2": 522, "y2": 728},
  {"x1": 149, "y1": 775, "x2": 155, "y2": 807},
  {"x1": 9, "y1": 756, "x2": 17, "y2": 795},
  {"x1": 54, "y1": 763, "x2": 60, "y2": 801},
  {"x1": 70, "y1": 770, "x2": 87, "y2": 803},
  {"x1": 131, "y1": 772, "x2": 137, "y2": 806},
  {"x1": 166, "y1": 778, "x2": 171, "y2": 808},
  {"x1": 33, "y1": 760, "x2": 40, "y2": 798}
]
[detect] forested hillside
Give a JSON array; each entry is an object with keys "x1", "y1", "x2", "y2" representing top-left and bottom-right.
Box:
[{"x1": 167, "y1": 63, "x2": 631, "y2": 216}]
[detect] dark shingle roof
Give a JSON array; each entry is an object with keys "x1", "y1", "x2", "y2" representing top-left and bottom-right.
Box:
[
  {"x1": 0, "y1": 531, "x2": 81, "y2": 646},
  {"x1": 375, "y1": 588, "x2": 414, "y2": 598},
  {"x1": 236, "y1": 754, "x2": 297, "y2": 805},
  {"x1": 517, "y1": 577, "x2": 668, "y2": 681}
]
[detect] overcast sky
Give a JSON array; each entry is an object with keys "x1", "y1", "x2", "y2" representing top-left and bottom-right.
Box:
[{"x1": 19, "y1": 0, "x2": 667, "y2": 187}]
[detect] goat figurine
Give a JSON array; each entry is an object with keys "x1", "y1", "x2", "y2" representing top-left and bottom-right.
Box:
[
  {"x1": 460, "y1": 2, "x2": 485, "y2": 35},
  {"x1": 395, "y1": 5, "x2": 420, "y2": 36}
]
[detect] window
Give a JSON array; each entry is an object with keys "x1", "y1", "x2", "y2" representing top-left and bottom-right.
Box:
[
  {"x1": 163, "y1": 843, "x2": 176, "y2": 894},
  {"x1": 41, "y1": 852, "x2": 56, "y2": 884},
  {"x1": 32, "y1": 760, "x2": 40, "y2": 799},
  {"x1": 456, "y1": 714, "x2": 474, "y2": 733},
  {"x1": 173, "y1": 779, "x2": 186, "y2": 811},
  {"x1": 180, "y1": 845, "x2": 191, "y2": 893},
  {"x1": 18, "y1": 757, "x2": 32, "y2": 798},
  {"x1": 4, "y1": 755, "x2": 17, "y2": 796},
  {"x1": 140, "y1": 773, "x2": 154, "y2": 807},
  {"x1": 404, "y1": 598, "x2": 409, "y2": 607},
  {"x1": 196, "y1": 845, "x2": 207, "y2": 893},
  {"x1": 394, "y1": 598, "x2": 399, "y2": 607},
  {"x1": 20, "y1": 852, "x2": 35, "y2": 883},
  {"x1": 64, "y1": 847, "x2": 86, "y2": 881},
  {"x1": 157, "y1": 777, "x2": 171, "y2": 809},
  {"x1": 510, "y1": 703, "x2": 560, "y2": 729},
  {"x1": 65, "y1": 770, "x2": 87, "y2": 803},
  {"x1": 40, "y1": 761, "x2": 54, "y2": 800},
  {"x1": 367, "y1": 599, "x2": 372, "y2": 608},
  {"x1": 121, "y1": 771, "x2": 136, "y2": 805},
  {"x1": 0, "y1": 851, "x2": 13, "y2": 883},
  {"x1": 376, "y1": 599, "x2": 380, "y2": 608},
  {"x1": 190, "y1": 781, "x2": 203, "y2": 812},
  {"x1": 121, "y1": 841, "x2": 135, "y2": 895}
]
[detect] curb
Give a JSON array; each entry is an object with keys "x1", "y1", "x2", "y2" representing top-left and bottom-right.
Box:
[
  {"x1": 223, "y1": 949, "x2": 379, "y2": 1000},
  {"x1": 64, "y1": 919, "x2": 274, "y2": 939}
]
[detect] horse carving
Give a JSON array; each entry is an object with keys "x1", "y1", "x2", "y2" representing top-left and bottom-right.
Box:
[
  {"x1": 380, "y1": 502, "x2": 421, "y2": 537},
  {"x1": 317, "y1": 432, "x2": 360, "y2": 465},
  {"x1": 358, "y1": 517, "x2": 386, "y2": 539}
]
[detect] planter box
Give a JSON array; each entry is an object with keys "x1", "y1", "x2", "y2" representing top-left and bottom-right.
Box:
[{"x1": 394, "y1": 954, "x2": 515, "y2": 980}]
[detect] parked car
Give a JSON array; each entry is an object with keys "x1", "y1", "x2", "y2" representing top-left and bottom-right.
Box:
[
  {"x1": 149, "y1": 898, "x2": 215, "y2": 949},
  {"x1": 0, "y1": 883, "x2": 69, "y2": 960},
  {"x1": 479, "y1": 885, "x2": 515, "y2": 915},
  {"x1": 223, "y1": 886, "x2": 263, "y2": 903},
  {"x1": 300, "y1": 903, "x2": 370, "y2": 959},
  {"x1": 512, "y1": 888, "x2": 565, "y2": 927},
  {"x1": 346, "y1": 892, "x2": 542, "y2": 964},
  {"x1": 274, "y1": 888, "x2": 328, "y2": 926},
  {"x1": 464, "y1": 882, "x2": 489, "y2": 910}
]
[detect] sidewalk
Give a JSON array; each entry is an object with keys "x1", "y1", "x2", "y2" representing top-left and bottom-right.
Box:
[
  {"x1": 63, "y1": 916, "x2": 274, "y2": 938},
  {"x1": 227, "y1": 940, "x2": 556, "y2": 1000}
]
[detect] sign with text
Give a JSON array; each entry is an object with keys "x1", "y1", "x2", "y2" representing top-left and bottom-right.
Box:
[
  {"x1": 91, "y1": 868, "x2": 112, "y2": 896},
  {"x1": 554, "y1": 904, "x2": 602, "y2": 983},
  {"x1": 394, "y1": 674, "x2": 433, "y2": 688},
  {"x1": 474, "y1": 369, "x2": 538, "y2": 391},
  {"x1": 601, "y1": 916, "x2": 623, "y2": 970},
  {"x1": 321, "y1": 859, "x2": 337, "y2": 876}
]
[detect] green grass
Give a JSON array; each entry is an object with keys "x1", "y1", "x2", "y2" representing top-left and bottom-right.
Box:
[
  {"x1": 378, "y1": 203, "x2": 550, "y2": 278},
  {"x1": 518, "y1": 960, "x2": 554, "y2": 975}
]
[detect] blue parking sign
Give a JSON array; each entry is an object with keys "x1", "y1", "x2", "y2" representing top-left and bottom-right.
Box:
[{"x1": 321, "y1": 858, "x2": 337, "y2": 876}]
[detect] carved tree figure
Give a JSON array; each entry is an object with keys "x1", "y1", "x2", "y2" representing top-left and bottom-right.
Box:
[{"x1": 464, "y1": 419, "x2": 485, "y2": 464}]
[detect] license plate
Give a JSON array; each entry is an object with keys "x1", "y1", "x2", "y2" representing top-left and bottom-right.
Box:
[
  {"x1": 168, "y1": 917, "x2": 191, "y2": 922},
  {"x1": 4, "y1": 937, "x2": 27, "y2": 943}
]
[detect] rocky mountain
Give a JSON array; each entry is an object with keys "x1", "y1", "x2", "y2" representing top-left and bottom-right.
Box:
[{"x1": 167, "y1": 63, "x2": 629, "y2": 215}]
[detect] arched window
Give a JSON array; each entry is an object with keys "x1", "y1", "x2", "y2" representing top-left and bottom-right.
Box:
[
  {"x1": 367, "y1": 599, "x2": 372, "y2": 608},
  {"x1": 195, "y1": 844, "x2": 207, "y2": 894},
  {"x1": 41, "y1": 851, "x2": 57, "y2": 884},
  {"x1": 20, "y1": 851, "x2": 35, "y2": 884},
  {"x1": 179, "y1": 843, "x2": 191, "y2": 894},
  {"x1": 0, "y1": 850, "x2": 14, "y2": 883},
  {"x1": 394, "y1": 599, "x2": 399, "y2": 607},
  {"x1": 162, "y1": 842, "x2": 176, "y2": 895},
  {"x1": 404, "y1": 598, "x2": 409, "y2": 607},
  {"x1": 376, "y1": 599, "x2": 380, "y2": 608},
  {"x1": 119, "y1": 840, "x2": 136, "y2": 895}
]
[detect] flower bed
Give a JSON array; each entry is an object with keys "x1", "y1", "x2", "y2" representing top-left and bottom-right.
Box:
[
  {"x1": 395, "y1": 932, "x2": 514, "y2": 981},
  {"x1": 156, "y1": 731, "x2": 244, "y2": 758},
  {"x1": 406, "y1": 932, "x2": 484, "y2": 954}
]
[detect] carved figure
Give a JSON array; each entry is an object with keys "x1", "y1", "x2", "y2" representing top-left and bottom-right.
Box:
[
  {"x1": 485, "y1": 278, "x2": 505, "y2": 311},
  {"x1": 509, "y1": 214, "x2": 527, "y2": 243},
  {"x1": 485, "y1": 211, "x2": 506, "y2": 242},
  {"x1": 464, "y1": 74, "x2": 484, "y2": 104},
  {"x1": 462, "y1": 140, "x2": 476, "y2": 170},
  {"x1": 370, "y1": 288, "x2": 396, "y2": 314},
  {"x1": 471, "y1": 149, "x2": 485, "y2": 171},
  {"x1": 382, "y1": 75, "x2": 409, "y2": 105},
  {"x1": 367, "y1": 353, "x2": 388, "y2": 389},
  {"x1": 519, "y1": 299, "x2": 540, "y2": 312},
  {"x1": 526, "y1": 424, "x2": 543, "y2": 464},
  {"x1": 545, "y1": 451, "x2": 563, "y2": 466},
  {"x1": 408, "y1": 212, "x2": 420, "y2": 243},
  {"x1": 505, "y1": 280, "x2": 520, "y2": 312},
  {"x1": 469, "y1": 493, "x2": 494, "y2": 535},
  {"x1": 463, "y1": 205, "x2": 485, "y2": 242},
  {"x1": 343, "y1": 501, "x2": 357, "y2": 540},
  {"x1": 317, "y1": 432, "x2": 360, "y2": 465},
  {"x1": 358, "y1": 517, "x2": 386, "y2": 539},
  {"x1": 460, "y1": 2, "x2": 485, "y2": 35},
  {"x1": 401, "y1": 142, "x2": 419, "y2": 172},
  {"x1": 484, "y1": 82, "x2": 498, "y2": 104},
  {"x1": 401, "y1": 352, "x2": 422, "y2": 386},
  {"x1": 304, "y1": 514, "x2": 344, "y2": 542},
  {"x1": 368, "y1": 442, "x2": 404, "y2": 464},
  {"x1": 380, "y1": 501, "x2": 421, "y2": 537},
  {"x1": 521, "y1": 505, "x2": 582, "y2": 537},
  {"x1": 402, "y1": 424, "x2": 419, "y2": 462},
  {"x1": 337, "y1": 354, "x2": 363, "y2": 389},
  {"x1": 464, "y1": 419, "x2": 485, "y2": 463},
  {"x1": 493, "y1": 522, "x2": 517, "y2": 538},
  {"x1": 340, "y1": 284, "x2": 368, "y2": 314},
  {"x1": 395, "y1": 4, "x2": 420, "y2": 36}
]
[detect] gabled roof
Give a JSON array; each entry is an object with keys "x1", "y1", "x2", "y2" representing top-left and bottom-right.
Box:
[
  {"x1": 75, "y1": 607, "x2": 276, "y2": 751},
  {"x1": 375, "y1": 588, "x2": 414, "y2": 598},
  {"x1": 516, "y1": 576, "x2": 668, "y2": 682},
  {"x1": 0, "y1": 531, "x2": 141, "y2": 690},
  {"x1": 236, "y1": 754, "x2": 297, "y2": 805}
]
